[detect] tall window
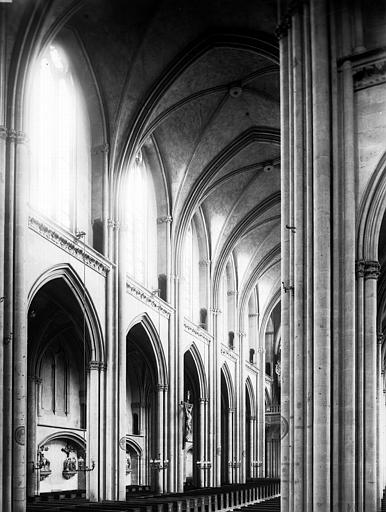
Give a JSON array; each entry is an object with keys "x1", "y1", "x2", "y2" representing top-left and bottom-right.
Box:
[
  {"x1": 29, "y1": 44, "x2": 91, "y2": 231},
  {"x1": 182, "y1": 221, "x2": 200, "y2": 322},
  {"x1": 126, "y1": 150, "x2": 158, "y2": 288}
]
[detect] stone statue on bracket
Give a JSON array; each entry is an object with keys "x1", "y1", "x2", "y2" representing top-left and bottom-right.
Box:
[{"x1": 183, "y1": 390, "x2": 193, "y2": 442}]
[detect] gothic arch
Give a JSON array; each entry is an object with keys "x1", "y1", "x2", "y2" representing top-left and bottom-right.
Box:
[
  {"x1": 126, "y1": 313, "x2": 168, "y2": 388},
  {"x1": 221, "y1": 362, "x2": 235, "y2": 410},
  {"x1": 357, "y1": 151, "x2": 386, "y2": 260},
  {"x1": 38, "y1": 431, "x2": 86, "y2": 450},
  {"x1": 185, "y1": 343, "x2": 208, "y2": 400},
  {"x1": 28, "y1": 264, "x2": 105, "y2": 365},
  {"x1": 245, "y1": 377, "x2": 256, "y2": 417}
]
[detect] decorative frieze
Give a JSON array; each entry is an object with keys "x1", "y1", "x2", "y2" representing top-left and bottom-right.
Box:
[
  {"x1": 184, "y1": 318, "x2": 213, "y2": 344},
  {"x1": 354, "y1": 60, "x2": 386, "y2": 91},
  {"x1": 28, "y1": 216, "x2": 112, "y2": 277},
  {"x1": 126, "y1": 275, "x2": 173, "y2": 318},
  {"x1": 220, "y1": 344, "x2": 238, "y2": 362}
]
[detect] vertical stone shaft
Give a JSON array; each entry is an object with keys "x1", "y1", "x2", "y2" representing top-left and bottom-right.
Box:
[
  {"x1": 157, "y1": 385, "x2": 165, "y2": 493},
  {"x1": 88, "y1": 363, "x2": 100, "y2": 501},
  {"x1": 200, "y1": 398, "x2": 205, "y2": 487},
  {"x1": 356, "y1": 262, "x2": 364, "y2": 511},
  {"x1": 292, "y1": 10, "x2": 305, "y2": 512},
  {"x1": 13, "y1": 132, "x2": 28, "y2": 512},
  {"x1": 364, "y1": 262, "x2": 379, "y2": 510},
  {"x1": 118, "y1": 221, "x2": 127, "y2": 500},
  {"x1": 303, "y1": 3, "x2": 314, "y2": 508},
  {"x1": 310, "y1": 0, "x2": 331, "y2": 509},
  {"x1": 280, "y1": 19, "x2": 291, "y2": 512}
]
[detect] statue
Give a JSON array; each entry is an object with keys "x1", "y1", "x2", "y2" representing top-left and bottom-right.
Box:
[{"x1": 183, "y1": 390, "x2": 193, "y2": 442}]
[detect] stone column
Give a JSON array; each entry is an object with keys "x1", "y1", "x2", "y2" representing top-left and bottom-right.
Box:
[
  {"x1": 199, "y1": 398, "x2": 205, "y2": 487},
  {"x1": 118, "y1": 221, "x2": 128, "y2": 501},
  {"x1": 99, "y1": 362, "x2": 107, "y2": 499},
  {"x1": 210, "y1": 307, "x2": 221, "y2": 487},
  {"x1": 363, "y1": 261, "x2": 380, "y2": 510},
  {"x1": 228, "y1": 408, "x2": 234, "y2": 484},
  {"x1": 0, "y1": 125, "x2": 6, "y2": 512},
  {"x1": 105, "y1": 219, "x2": 118, "y2": 500},
  {"x1": 27, "y1": 376, "x2": 40, "y2": 498},
  {"x1": 12, "y1": 130, "x2": 29, "y2": 512},
  {"x1": 157, "y1": 384, "x2": 165, "y2": 493},
  {"x1": 88, "y1": 361, "x2": 100, "y2": 501},
  {"x1": 257, "y1": 347, "x2": 265, "y2": 478}
]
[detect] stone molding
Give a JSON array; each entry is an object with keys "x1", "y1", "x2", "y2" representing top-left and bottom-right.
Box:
[
  {"x1": 126, "y1": 275, "x2": 173, "y2": 318},
  {"x1": 184, "y1": 317, "x2": 213, "y2": 344},
  {"x1": 28, "y1": 215, "x2": 112, "y2": 277},
  {"x1": 220, "y1": 343, "x2": 238, "y2": 362},
  {"x1": 354, "y1": 59, "x2": 386, "y2": 91}
]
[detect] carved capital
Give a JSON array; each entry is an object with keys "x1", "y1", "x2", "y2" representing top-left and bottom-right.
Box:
[
  {"x1": 89, "y1": 360, "x2": 100, "y2": 371},
  {"x1": 227, "y1": 290, "x2": 238, "y2": 297},
  {"x1": 237, "y1": 331, "x2": 246, "y2": 338},
  {"x1": 248, "y1": 313, "x2": 259, "y2": 318},
  {"x1": 199, "y1": 259, "x2": 211, "y2": 267},
  {"x1": 209, "y1": 308, "x2": 222, "y2": 315},
  {"x1": 99, "y1": 362, "x2": 107, "y2": 372},
  {"x1": 378, "y1": 333, "x2": 384, "y2": 345},
  {"x1": 364, "y1": 260, "x2": 380, "y2": 280},
  {"x1": 355, "y1": 260, "x2": 366, "y2": 278},
  {"x1": 8, "y1": 129, "x2": 28, "y2": 144},
  {"x1": 92, "y1": 143, "x2": 109, "y2": 155},
  {"x1": 0, "y1": 126, "x2": 7, "y2": 140},
  {"x1": 107, "y1": 219, "x2": 120, "y2": 231},
  {"x1": 157, "y1": 216, "x2": 172, "y2": 224}
]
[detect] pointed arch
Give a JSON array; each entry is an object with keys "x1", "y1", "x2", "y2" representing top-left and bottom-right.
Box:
[
  {"x1": 28, "y1": 264, "x2": 105, "y2": 364},
  {"x1": 221, "y1": 362, "x2": 235, "y2": 410},
  {"x1": 245, "y1": 377, "x2": 256, "y2": 417},
  {"x1": 357, "y1": 151, "x2": 386, "y2": 260},
  {"x1": 185, "y1": 343, "x2": 208, "y2": 399},
  {"x1": 126, "y1": 313, "x2": 168, "y2": 388}
]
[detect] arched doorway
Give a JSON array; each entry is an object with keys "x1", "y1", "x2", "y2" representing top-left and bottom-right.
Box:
[
  {"x1": 27, "y1": 276, "x2": 99, "y2": 498},
  {"x1": 126, "y1": 318, "x2": 167, "y2": 493}
]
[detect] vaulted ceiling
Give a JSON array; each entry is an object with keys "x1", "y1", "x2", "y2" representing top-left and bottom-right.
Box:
[{"x1": 16, "y1": 0, "x2": 281, "y2": 318}]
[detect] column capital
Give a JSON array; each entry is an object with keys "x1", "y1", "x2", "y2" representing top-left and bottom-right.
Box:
[
  {"x1": 364, "y1": 260, "x2": 381, "y2": 280},
  {"x1": 156, "y1": 384, "x2": 167, "y2": 392},
  {"x1": 275, "y1": 0, "x2": 308, "y2": 40},
  {"x1": 0, "y1": 126, "x2": 7, "y2": 140},
  {"x1": 99, "y1": 362, "x2": 107, "y2": 372},
  {"x1": 227, "y1": 290, "x2": 238, "y2": 297},
  {"x1": 157, "y1": 215, "x2": 173, "y2": 224},
  {"x1": 237, "y1": 331, "x2": 246, "y2": 338},
  {"x1": 209, "y1": 307, "x2": 222, "y2": 315},
  {"x1": 248, "y1": 313, "x2": 259, "y2": 318},
  {"x1": 199, "y1": 259, "x2": 211, "y2": 267},
  {"x1": 89, "y1": 360, "x2": 100, "y2": 371},
  {"x1": 107, "y1": 218, "x2": 120, "y2": 231},
  {"x1": 28, "y1": 375, "x2": 42, "y2": 384},
  {"x1": 356, "y1": 260, "x2": 366, "y2": 278},
  {"x1": 92, "y1": 143, "x2": 109, "y2": 155},
  {"x1": 8, "y1": 129, "x2": 28, "y2": 143},
  {"x1": 378, "y1": 333, "x2": 384, "y2": 345},
  {"x1": 200, "y1": 397, "x2": 208, "y2": 404}
]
